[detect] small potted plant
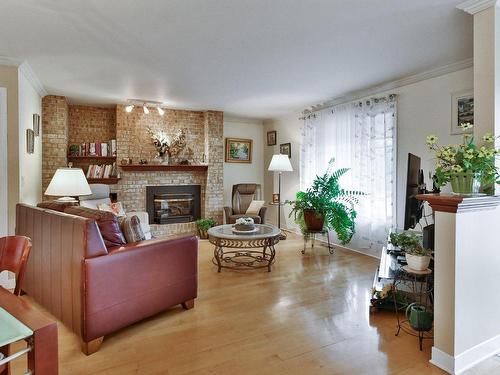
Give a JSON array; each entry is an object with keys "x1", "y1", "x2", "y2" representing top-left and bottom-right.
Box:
[
  {"x1": 287, "y1": 158, "x2": 364, "y2": 245},
  {"x1": 195, "y1": 217, "x2": 216, "y2": 239},
  {"x1": 426, "y1": 122, "x2": 500, "y2": 194},
  {"x1": 405, "y1": 245, "x2": 433, "y2": 271}
]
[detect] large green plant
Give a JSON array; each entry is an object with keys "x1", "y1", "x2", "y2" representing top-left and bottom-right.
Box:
[{"x1": 286, "y1": 158, "x2": 364, "y2": 244}]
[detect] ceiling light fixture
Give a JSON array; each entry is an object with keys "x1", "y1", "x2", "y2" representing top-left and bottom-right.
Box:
[
  {"x1": 157, "y1": 106, "x2": 165, "y2": 116},
  {"x1": 125, "y1": 104, "x2": 134, "y2": 113},
  {"x1": 143, "y1": 104, "x2": 149, "y2": 114}
]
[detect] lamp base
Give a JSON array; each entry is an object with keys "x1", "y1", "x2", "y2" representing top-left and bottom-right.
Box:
[{"x1": 56, "y1": 196, "x2": 78, "y2": 203}]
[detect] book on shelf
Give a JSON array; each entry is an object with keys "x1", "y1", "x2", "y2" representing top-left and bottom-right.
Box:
[{"x1": 69, "y1": 139, "x2": 117, "y2": 157}]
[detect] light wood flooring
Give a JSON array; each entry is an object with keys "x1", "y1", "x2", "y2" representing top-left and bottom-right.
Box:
[{"x1": 9, "y1": 234, "x2": 500, "y2": 374}]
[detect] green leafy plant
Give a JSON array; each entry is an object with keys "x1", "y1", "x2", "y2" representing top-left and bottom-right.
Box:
[
  {"x1": 426, "y1": 122, "x2": 500, "y2": 190},
  {"x1": 195, "y1": 218, "x2": 216, "y2": 231},
  {"x1": 286, "y1": 158, "x2": 364, "y2": 244},
  {"x1": 389, "y1": 232, "x2": 420, "y2": 251}
]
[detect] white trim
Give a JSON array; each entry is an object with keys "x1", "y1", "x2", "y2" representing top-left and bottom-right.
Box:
[
  {"x1": 0, "y1": 87, "x2": 7, "y2": 237},
  {"x1": 303, "y1": 58, "x2": 473, "y2": 114},
  {"x1": 0, "y1": 57, "x2": 47, "y2": 98},
  {"x1": 457, "y1": 0, "x2": 498, "y2": 14},
  {"x1": 431, "y1": 347, "x2": 455, "y2": 374},
  {"x1": 18, "y1": 62, "x2": 48, "y2": 98}
]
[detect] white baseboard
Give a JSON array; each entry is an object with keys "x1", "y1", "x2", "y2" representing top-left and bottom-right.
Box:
[{"x1": 431, "y1": 335, "x2": 500, "y2": 374}]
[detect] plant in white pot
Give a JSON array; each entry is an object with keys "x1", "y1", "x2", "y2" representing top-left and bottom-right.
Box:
[{"x1": 405, "y1": 245, "x2": 433, "y2": 272}]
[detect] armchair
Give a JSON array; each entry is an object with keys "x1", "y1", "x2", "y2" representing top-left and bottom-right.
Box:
[{"x1": 224, "y1": 184, "x2": 267, "y2": 224}]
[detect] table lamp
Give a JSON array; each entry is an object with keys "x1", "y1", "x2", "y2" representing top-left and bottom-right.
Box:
[
  {"x1": 44, "y1": 167, "x2": 92, "y2": 202},
  {"x1": 268, "y1": 154, "x2": 293, "y2": 239}
]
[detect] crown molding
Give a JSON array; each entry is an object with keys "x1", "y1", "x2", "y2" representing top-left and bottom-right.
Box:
[
  {"x1": 0, "y1": 57, "x2": 48, "y2": 98},
  {"x1": 303, "y1": 58, "x2": 473, "y2": 114},
  {"x1": 457, "y1": 0, "x2": 498, "y2": 14},
  {"x1": 18, "y1": 62, "x2": 48, "y2": 98}
]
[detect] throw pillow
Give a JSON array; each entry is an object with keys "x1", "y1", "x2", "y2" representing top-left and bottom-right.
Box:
[
  {"x1": 121, "y1": 215, "x2": 146, "y2": 243},
  {"x1": 97, "y1": 202, "x2": 126, "y2": 217},
  {"x1": 64, "y1": 206, "x2": 126, "y2": 249},
  {"x1": 245, "y1": 200, "x2": 265, "y2": 215}
]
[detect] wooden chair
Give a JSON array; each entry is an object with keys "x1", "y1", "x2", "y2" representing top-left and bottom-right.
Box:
[{"x1": 0, "y1": 236, "x2": 32, "y2": 295}]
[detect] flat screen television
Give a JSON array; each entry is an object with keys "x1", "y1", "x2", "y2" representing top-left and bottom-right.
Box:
[{"x1": 404, "y1": 153, "x2": 424, "y2": 230}]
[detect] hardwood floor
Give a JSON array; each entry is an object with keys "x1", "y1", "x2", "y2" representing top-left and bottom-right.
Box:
[{"x1": 9, "y1": 234, "x2": 500, "y2": 374}]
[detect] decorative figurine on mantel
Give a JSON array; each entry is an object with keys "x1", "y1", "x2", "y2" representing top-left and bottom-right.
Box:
[{"x1": 147, "y1": 127, "x2": 187, "y2": 165}]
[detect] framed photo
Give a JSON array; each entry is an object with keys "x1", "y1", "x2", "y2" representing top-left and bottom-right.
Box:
[
  {"x1": 272, "y1": 193, "x2": 280, "y2": 204},
  {"x1": 267, "y1": 130, "x2": 277, "y2": 146},
  {"x1": 26, "y1": 129, "x2": 35, "y2": 154},
  {"x1": 451, "y1": 90, "x2": 473, "y2": 135},
  {"x1": 32, "y1": 113, "x2": 40, "y2": 136},
  {"x1": 225, "y1": 138, "x2": 253, "y2": 163},
  {"x1": 280, "y1": 142, "x2": 291, "y2": 158}
]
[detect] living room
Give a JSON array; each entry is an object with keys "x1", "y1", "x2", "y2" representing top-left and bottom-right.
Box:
[{"x1": 2, "y1": 1, "x2": 500, "y2": 374}]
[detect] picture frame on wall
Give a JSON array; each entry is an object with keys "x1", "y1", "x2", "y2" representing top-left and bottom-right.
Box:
[
  {"x1": 451, "y1": 90, "x2": 473, "y2": 135},
  {"x1": 267, "y1": 130, "x2": 277, "y2": 146},
  {"x1": 26, "y1": 129, "x2": 35, "y2": 154},
  {"x1": 32, "y1": 113, "x2": 40, "y2": 136},
  {"x1": 225, "y1": 137, "x2": 253, "y2": 163},
  {"x1": 280, "y1": 142, "x2": 291, "y2": 158}
]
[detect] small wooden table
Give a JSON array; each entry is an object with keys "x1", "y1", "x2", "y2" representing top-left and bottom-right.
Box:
[
  {"x1": 208, "y1": 224, "x2": 281, "y2": 272},
  {"x1": 0, "y1": 287, "x2": 58, "y2": 375}
]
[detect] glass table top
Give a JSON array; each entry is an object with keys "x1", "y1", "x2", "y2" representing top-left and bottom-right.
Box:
[
  {"x1": 0, "y1": 307, "x2": 33, "y2": 347},
  {"x1": 208, "y1": 224, "x2": 281, "y2": 240}
]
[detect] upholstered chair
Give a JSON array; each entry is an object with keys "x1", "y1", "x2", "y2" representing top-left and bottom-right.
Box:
[
  {"x1": 79, "y1": 184, "x2": 152, "y2": 239},
  {"x1": 0, "y1": 236, "x2": 32, "y2": 295},
  {"x1": 224, "y1": 184, "x2": 267, "y2": 224}
]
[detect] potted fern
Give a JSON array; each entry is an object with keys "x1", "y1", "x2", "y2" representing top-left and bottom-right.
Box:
[{"x1": 286, "y1": 158, "x2": 364, "y2": 245}]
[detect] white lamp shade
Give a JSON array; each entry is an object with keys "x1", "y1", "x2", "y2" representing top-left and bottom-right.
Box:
[
  {"x1": 44, "y1": 168, "x2": 92, "y2": 197},
  {"x1": 268, "y1": 154, "x2": 293, "y2": 172}
]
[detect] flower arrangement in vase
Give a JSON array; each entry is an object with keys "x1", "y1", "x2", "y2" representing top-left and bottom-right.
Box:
[{"x1": 426, "y1": 122, "x2": 499, "y2": 194}]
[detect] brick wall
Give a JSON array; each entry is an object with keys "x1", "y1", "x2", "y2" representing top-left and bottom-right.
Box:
[{"x1": 42, "y1": 95, "x2": 68, "y2": 195}]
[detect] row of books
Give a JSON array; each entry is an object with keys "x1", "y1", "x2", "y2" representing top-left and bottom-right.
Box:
[
  {"x1": 70, "y1": 140, "x2": 117, "y2": 157},
  {"x1": 86, "y1": 163, "x2": 118, "y2": 179}
]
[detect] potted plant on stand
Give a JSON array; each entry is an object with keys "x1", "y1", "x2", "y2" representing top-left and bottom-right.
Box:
[
  {"x1": 426, "y1": 122, "x2": 500, "y2": 194},
  {"x1": 286, "y1": 158, "x2": 364, "y2": 245},
  {"x1": 195, "y1": 217, "x2": 216, "y2": 239}
]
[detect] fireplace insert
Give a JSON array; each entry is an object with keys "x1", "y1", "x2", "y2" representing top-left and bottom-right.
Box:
[{"x1": 146, "y1": 185, "x2": 201, "y2": 224}]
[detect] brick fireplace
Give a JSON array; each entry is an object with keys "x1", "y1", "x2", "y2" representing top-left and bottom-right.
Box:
[{"x1": 41, "y1": 96, "x2": 224, "y2": 238}]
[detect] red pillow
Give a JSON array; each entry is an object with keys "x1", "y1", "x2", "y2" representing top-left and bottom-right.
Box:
[{"x1": 64, "y1": 206, "x2": 126, "y2": 249}]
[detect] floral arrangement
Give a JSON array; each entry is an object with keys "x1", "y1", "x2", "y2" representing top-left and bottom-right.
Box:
[
  {"x1": 426, "y1": 122, "x2": 499, "y2": 191},
  {"x1": 235, "y1": 217, "x2": 254, "y2": 226}
]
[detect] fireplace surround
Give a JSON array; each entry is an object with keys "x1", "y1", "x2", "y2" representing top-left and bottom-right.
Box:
[{"x1": 146, "y1": 185, "x2": 201, "y2": 225}]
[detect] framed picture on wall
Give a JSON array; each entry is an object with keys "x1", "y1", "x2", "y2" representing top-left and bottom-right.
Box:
[
  {"x1": 280, "y1": 142, "x2": 291, "y2": 158},
  {"x1": 225, "y1": 137, "x2": 253, "y2": 163},
  {"x1": 451, "y1": 90, "x2": 474, "y2": 135},
  {"x1": 26, "y1": 129, "x2": 35, "y2": 154},
  {"x1": 267, "y1": 130, "x2": 277, "y2": 146},
  {"x1": 32, "y1": 113, "x2": 40, "y2": 136}
]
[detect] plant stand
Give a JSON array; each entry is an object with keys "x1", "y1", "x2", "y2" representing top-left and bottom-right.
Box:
[
  {"x1": 392, "y1": 266, "x2": 433, "y2": 351},
  {"x1": 301, "y1": 229, "x2": 334, "y2": 255}
]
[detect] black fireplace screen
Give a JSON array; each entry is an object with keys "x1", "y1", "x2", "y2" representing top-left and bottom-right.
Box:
[{"x1": 146, "y1": 185, "x2": 201, "y2": 224}]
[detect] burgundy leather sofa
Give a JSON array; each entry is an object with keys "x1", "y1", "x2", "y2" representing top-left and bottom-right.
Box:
[{"x1": 16, "y1": 203, "x2": 198, "y2": 355}]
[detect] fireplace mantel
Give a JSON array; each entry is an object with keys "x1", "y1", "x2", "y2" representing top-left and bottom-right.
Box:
[{"x1": 120, "y1": 164, "x2": 208, "y2": 172}]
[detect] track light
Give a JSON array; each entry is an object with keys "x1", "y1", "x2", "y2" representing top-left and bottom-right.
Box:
[
  {"x1": 125, "y1": 104, "x2": 134, "y2": 113},
  {"x1": 143, "y1": 104, "x2": 149, "y2": 114},
  {"x1": 157, "y1": 106, "x2": 165, "y2": 116}
]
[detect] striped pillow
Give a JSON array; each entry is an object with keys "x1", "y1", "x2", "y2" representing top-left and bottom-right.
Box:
[{"x1": 120, "y1": 215, "x2": 146, "y2": 243}]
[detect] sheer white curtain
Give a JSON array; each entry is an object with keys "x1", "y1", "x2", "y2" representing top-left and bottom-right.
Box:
[{"x1": 300, "y1": 95, "x2": 397, "y2": 254}]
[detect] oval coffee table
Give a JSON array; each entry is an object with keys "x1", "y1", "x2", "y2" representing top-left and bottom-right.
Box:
[{"x1": 208, "y1": 224, "x2": 281, "y2": 272}]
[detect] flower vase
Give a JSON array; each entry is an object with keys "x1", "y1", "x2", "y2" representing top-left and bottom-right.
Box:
[{"x1": 450, "y1": 171, "x2": 481, "y2": 195}]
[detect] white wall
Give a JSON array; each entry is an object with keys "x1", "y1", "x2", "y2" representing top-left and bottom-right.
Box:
[
  {"x1": 264, "y1": 67, "x2": 473, "y2": 249},
  {"x1": 223, "y1": 118, "x2": 264, "y2": 217},
  {"x1": 18, "y1": 68, "x2": 42, "y2": 206}
]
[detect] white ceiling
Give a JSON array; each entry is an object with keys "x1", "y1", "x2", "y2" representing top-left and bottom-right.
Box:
[{"x1": 0, "y1": 0, "x2": 472, "y2": 119}]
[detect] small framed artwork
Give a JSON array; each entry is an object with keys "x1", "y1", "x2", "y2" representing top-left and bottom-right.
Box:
[
  {"x1": 26, "y1": 129, "x2": 35, "y2": 154},
  {"x1": 280, "y1": 142, "x2": 291, "y2": 158},
  {"x1": 451, "y1": 90, "x2": 474, "y2": 135},
  {"x1": 267, "y1": 130, "x2": 277, "y2": 146},
  {"x1": 225, "y1": 138, "x2": 253, "y2": 163},
  {"x1": 32, "y1": 113, "x2": 40, "y2": 136},
  {"x1": 272, "y1": 193, "x2": 280, "y2": 204}
]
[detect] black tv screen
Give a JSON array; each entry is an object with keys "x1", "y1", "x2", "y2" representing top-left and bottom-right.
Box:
[{"x1": 404, "y1": 153, "x2": 423, "y2": 230}]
